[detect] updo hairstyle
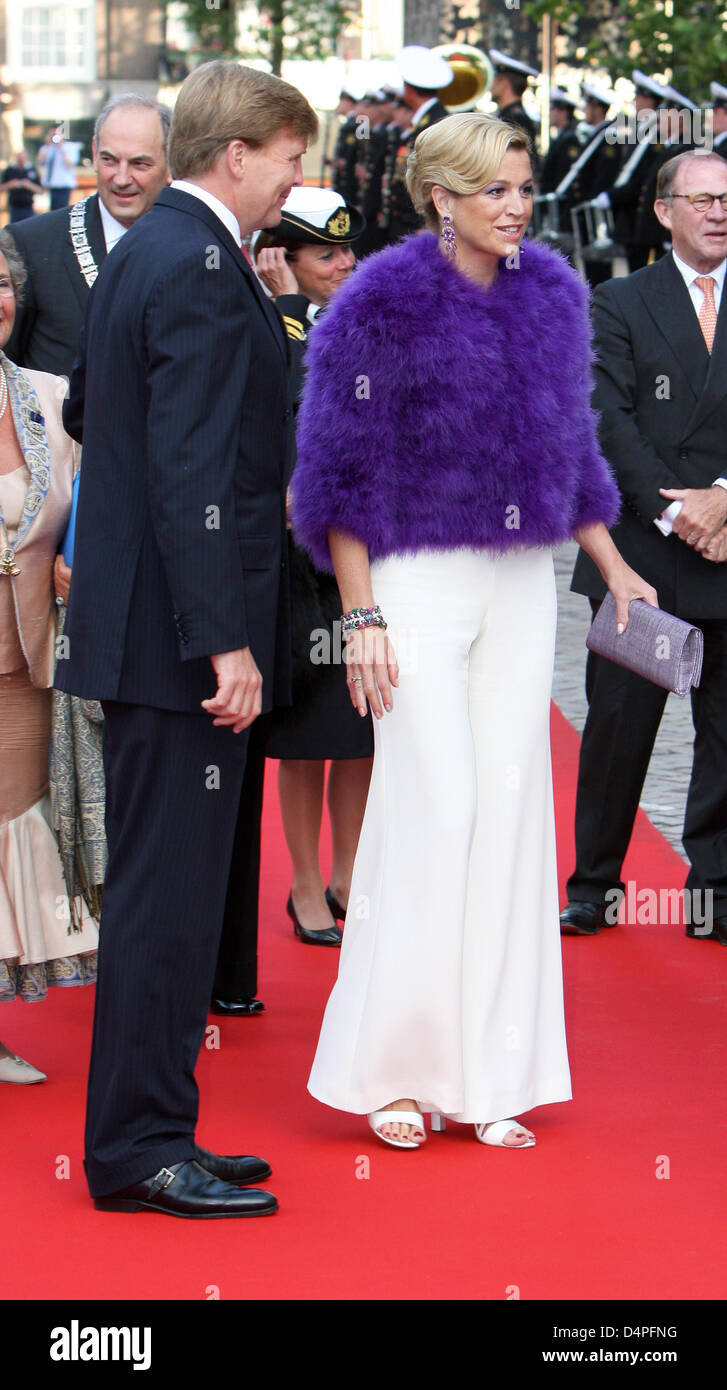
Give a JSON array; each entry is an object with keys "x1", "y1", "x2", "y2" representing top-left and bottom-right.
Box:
[{"x1": 406, "y1": 112, "x2": 531, "y2": 232}]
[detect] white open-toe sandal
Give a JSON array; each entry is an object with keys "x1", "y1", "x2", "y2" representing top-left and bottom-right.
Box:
[
  {"x1": 430, "y1": 1115, "x2": 535, "y2": 1147},
  {"x1": 368, "y1": 1110, "x2": 426, "y2": 1149},
  {"x1": 474, "y1": 1119, "x2": 535, "y2": 1147}
]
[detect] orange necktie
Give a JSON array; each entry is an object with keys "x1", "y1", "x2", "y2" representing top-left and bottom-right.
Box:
[{"x1": 695, "y1": 276, "x2": 718, "y2": 353}]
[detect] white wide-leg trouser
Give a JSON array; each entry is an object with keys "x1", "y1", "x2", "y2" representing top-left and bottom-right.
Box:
[{"x1": 308, "y1": 546, "x2": 572, "y2": 1122}]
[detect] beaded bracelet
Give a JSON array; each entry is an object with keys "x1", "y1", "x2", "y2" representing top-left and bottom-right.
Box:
[{"x1": 341, "y1": 604, "x2": 388, "y2": 634}]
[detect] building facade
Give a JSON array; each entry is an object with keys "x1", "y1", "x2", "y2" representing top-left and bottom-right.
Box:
[{"x1": 1, "y1": 0, "x2": 164, "y2": 156}]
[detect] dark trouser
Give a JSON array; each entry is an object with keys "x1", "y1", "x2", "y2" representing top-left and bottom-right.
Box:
[
  {"x1": 49, "y1": 188, "x2": 72, "y2": 210},
  {"x1": 85, "y1": 702, "x2": 249, "y2": 1197},
  {"x1": 9, "y1": 205, "x2": 35, "y2": 222},
  {"x1": 214, "y1": 713, "x2": 270, "y2": 1000},
  {"x1": 566, "y1": 603, "x2": 727, "y2": 920}
]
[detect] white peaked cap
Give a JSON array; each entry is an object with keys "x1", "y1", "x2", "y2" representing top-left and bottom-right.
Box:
[
  {"x1": 631, "y1": 70, "x2": 695, "y2": 107},
  {"x1": 489, "y1": 49, "x2": 538, "y2": 80},
  {"x1": 582, "y1": 81, "x2": 613, "y2": 107},
  {"x1": 632, "y1": 70, "x2": 666, "y2": 100},
  {"x1": 280, "y1": 186, "x2": 347, "y2": 228},
  {"x1": 397, "y1": 45, "x2": 454, "y2": 90},
  {"x1": 550, "y1": 87, "x2": 578, "y2": 108},
  {"x1": 660, "y1": 81, "x2": 698, "y2": 110}
]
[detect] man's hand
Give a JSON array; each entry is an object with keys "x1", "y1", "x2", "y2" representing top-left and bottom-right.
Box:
[
  {"x1": 201, "y1": 648, "x2": 262, "y2": 733},
  {"x1": 703, "y1": 526, "x2": 727, "y2": 563},
  {"x1": 255, "y1": 246, "x2": 299, "y2": 298},
  {"x1": 659, "y1": 486, "x2": 727, "y2": 551},
  {"x1": 53, "y1": 554, "x2": 72, "y2": 604}
]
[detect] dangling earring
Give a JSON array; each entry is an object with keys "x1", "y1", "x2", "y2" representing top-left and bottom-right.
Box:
[{"x1": 441, "y1": 214, "x2": 456, "y2": 260}]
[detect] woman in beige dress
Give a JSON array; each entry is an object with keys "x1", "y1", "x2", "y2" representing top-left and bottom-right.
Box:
[{"x1": 0, "y1": 231, "x2": 98, "y2": 1083}]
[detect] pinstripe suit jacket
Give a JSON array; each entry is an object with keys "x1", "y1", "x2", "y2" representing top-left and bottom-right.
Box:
[{"x1": 56, "y1": 187, "x2": 293, "y2": 713}]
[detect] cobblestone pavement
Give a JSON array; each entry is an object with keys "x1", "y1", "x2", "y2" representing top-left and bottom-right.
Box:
[{"x1": 552, "y1": 541, "x2": 693, "y2": 863}]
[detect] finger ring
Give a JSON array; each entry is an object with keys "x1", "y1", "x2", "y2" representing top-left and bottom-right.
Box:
[{"x1": 352, "y1": 676, "x2": 363, "y2": 683}]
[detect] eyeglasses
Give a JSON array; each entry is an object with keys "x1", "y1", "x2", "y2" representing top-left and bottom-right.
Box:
[{"x1": 667, "y1": 192, "x2": 727, "y2": 212}]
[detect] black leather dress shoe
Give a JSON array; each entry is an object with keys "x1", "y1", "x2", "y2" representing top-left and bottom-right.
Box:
[
  {"x1": 686, "y1": 917, "x2": 727, "y2": 944},
  {"x1": 559, "y1": 901, "x2": 608, "y2": 935},
  {"x1": 286, "y1": 893, "x2": 342, "y2": 946},
  {"x1": 93, "y1": 1160, "x2": 278, "y2": 1218},
  {"x1": 325, "y1": 886, "x2": 347, "y2": 922},
  {"x1": 210, "y1": 996, "x2": 265, "y2": 1016},
  {"x1": 194, "y1": 1145, "x2": 272, "y2": 1185}
]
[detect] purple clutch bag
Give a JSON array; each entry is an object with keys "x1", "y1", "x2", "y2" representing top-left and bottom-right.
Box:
[{"x1": 586, "y1": 593, "x2": 703, "y2": 697}]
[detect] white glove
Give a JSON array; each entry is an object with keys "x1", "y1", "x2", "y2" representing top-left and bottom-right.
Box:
[{"x1": 592, "y1": 191, "x2": 611, "y2": 210}]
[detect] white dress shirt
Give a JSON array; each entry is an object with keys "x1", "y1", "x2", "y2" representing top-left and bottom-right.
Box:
[
  {"x1": 98, "y1": 199, "x2": 129, "y2": 253},
  {"x1": 654, "y1": 252, "x2": 727, "y2": 536},
  {"x1": 170, "y1": 179, "x2": 242, "y2": 247}
]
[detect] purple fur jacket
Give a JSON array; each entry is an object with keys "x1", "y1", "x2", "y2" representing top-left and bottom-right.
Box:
[{"x1": 292, "y1": 232, "x2": 620, "y2": 571}]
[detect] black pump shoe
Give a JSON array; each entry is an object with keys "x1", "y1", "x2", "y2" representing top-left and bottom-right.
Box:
[
  {"x1": 325, "y1": 886, "x2": 347, "y2": 922},
  {"x1": 286, "y1": 893, "x2": 342, "y2": 946}
]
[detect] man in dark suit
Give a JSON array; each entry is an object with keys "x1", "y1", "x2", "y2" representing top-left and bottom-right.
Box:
[
  {"x1": 58, "y1": 60, "x2": 317, "y2": 1217},
  {"x1": 10, "y1": 91, "x2": 269, "y2": 1021},
  {"x1": 5, "y1": 94, "x2": 170, "y2": 377},
  {"x1": 560, "y1": 150, "x2": 727, "y2": 944}
]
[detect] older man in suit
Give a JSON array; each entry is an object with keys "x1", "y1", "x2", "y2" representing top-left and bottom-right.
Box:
[
  {"x1": 560, "y1": 150, "x2": 727, "y2": 944},
  {"x1": 58, "y1": 61, "x2": 317, "y2": 1217},
  {"x1": 5, "y1": 95, "x2": 170, "y2": 377}
]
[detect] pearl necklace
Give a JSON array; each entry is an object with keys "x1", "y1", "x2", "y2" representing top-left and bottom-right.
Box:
[{"x1": 0, "y1": 366, "x2": 7, "y2": 422}]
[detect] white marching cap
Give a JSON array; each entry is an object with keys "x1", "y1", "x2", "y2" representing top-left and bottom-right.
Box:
[
  {"x1": 632, "y1": 69, "x2": 666, "y2": 100},
  {"x1": 397, "y1": 45, "x2": 454, "y2": 90},
  {"x1": 582, "y1": 80, "x2": 613, "y2": 107},
  {"x1": 660, "y1": 81, "x2": 698, "y2": 110},
  {"x1": 711, "y1": 81, "x2": 727, "y2": 104},
  {"x1": 631, "y1": 70, "x2": 696, "y2": 108},
  {"x1": 550, "y1": 87, "x2": 578, "y2": 108},
  {"x1": 489, "y1": 49, "x2": 538, "y2": 80}
]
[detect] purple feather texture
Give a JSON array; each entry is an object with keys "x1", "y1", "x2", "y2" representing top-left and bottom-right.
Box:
[{"x1": 292, "y1": 232, "x2": 620, "y2": 571}]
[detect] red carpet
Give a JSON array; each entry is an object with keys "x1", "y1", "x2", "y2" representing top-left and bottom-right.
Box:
[{"x1": 2, "y1": 705, "x2": 725, "y2": 1301}]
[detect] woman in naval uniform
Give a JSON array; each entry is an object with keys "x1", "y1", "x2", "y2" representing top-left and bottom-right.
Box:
[{"x1": 254, "y1": 189, "x2": 374, "y2": 946}]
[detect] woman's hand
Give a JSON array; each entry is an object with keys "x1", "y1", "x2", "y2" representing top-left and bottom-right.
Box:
[
  {"x1": 344, "y1": 626, "x2": 399, "y2": 719},
  {"x1": 606, "y1": 562, "x2": 659, "y2": 633},
  {"x1": 255, "y1": 247, "x2": 299, "y2": 297},
  {"x1": 574, "y1": 523, "x2": 658, "y2": 631},
  {"x1": 53, "y1": 554, "x2": 72, "y2": 605}
]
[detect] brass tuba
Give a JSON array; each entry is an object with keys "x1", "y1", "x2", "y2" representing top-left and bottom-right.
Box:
[{"x1": 432, "y1": 44, "x2": 493, "y2": 113}]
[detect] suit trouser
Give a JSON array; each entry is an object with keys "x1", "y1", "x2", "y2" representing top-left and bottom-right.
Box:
[
  {"x1": 213, "y1": 713, "x2": 271, "y2": 1000},
  {"x1": 566, "y1": 602, "x2": 727, "y2": 919},
  {"x1": 85, "y1": 702, "x2": 249, "y2": 1197}
]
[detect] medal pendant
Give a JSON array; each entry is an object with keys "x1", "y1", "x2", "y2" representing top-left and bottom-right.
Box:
[{"x1": 0, "y1": 549, "x2": 20, "y2": 577}]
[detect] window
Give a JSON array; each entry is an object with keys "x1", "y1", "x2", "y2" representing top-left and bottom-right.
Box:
[{"x1": 7, "y1": 1, "x2": 96, "y2": 82}]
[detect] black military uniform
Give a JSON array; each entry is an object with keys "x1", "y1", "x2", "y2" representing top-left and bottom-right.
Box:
[
  {"x1": 379, "y1": 114, "x2": 407, "y2": 242},
  {"x1": 605, "y1": 72, "x2": 696, "y2": 269},
  {"x1": 358, "y1": 118, "x2": 391, "y2": 255},
  {"x1": 333, "y1": 112, "x2": 360, "y2": 206},
  {"x1": 576, "y1": 121, "x2": 624, "y2": 203},
  {"x1": 388, "y1": 98, "x2": 450, "y2": 243},
  {"x1": 541, "y1": 121, "x2": 582, "y2": 194},
  {"x1": 498, "y1": 99, "x2": 538, "y2": 148}
]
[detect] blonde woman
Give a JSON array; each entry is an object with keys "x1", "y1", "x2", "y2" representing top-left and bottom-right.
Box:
[{"x1": 292, "y1": 114, "x2": 657, "y2": 1150}]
